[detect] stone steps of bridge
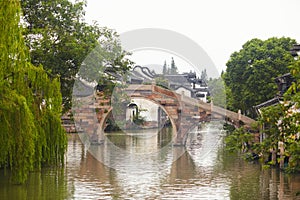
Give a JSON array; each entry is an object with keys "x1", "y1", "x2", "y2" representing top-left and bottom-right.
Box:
[
  {"x1": 153, "y1": 85, "x2": 177, "y2": 98},
  {"x1": 182, "y1": 108, "x2": 198, "y2": 113}
]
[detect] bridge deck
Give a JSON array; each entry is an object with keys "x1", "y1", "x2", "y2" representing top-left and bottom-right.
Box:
[{"x1": 126, "y1": 84, "x2": 255, "y2": 127}]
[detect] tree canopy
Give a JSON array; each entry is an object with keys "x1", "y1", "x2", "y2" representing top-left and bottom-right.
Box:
[
  {"x1": 162, "y1": 58, "x2": 178, "y2": 75},
  {"x1": 223, "y1": 37, "x2": 296, "y2": 117},
  {"x1": 200, "y1": 69, "x2": 208, "y2": 83},
  {"x1": 225, "y1": 43, "x2": 300, "y2": 172},
  {"x1": 170, "y1": 57, "x2": 178, "y2": 75},
  {"x1": 207, "y1": 76, "x2": 226, "y2": 107},
  {"x1": 20, "y1": 0, "x2": 132, "y2": 112},
  {"x1": 242, "y1": 59, "x2": 300, "y2": 172}
]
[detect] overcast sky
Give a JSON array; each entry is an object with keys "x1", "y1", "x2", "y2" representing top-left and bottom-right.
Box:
[{"x1": 84, "y1": 0, "x2": 300, "y2": 76}]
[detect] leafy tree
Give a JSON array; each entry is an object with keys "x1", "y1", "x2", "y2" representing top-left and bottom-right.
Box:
[
  {"x1": 207, "y1": 76, "x2": 226, "y2": 107},
  {"x1": 223, "y1": 37, "x2": 296, "y2": 117},
  {"x1": 21, "y1": 0, "x2": 132, "y2": 112},
  {"x1": 163, "y1": 60, "x2": 168, "y2": 74},
  {"x1": 155, "y1": 75, "x2": 169, "y2": 88},
  {"x1": 77, "y1": 35, "x2": 132, "y2": 86},
  {"x1": 281, "y1": 59, "x2": 300, "y2": 171},
  {"x1": 234, "y1": 59, "x2": 300, "y2": 171},
  {"x1": 286, "y1": 59, "x2": 300, "y2": 103},
  {"x1": 201, "y1": 69, "x2": 208, "y2": 83},
  {"x1": 225, "y1": 127, "x2": 254, "y2": 153},
  {"x1": 170, "y1": 57, "x2": 178, "y2": 75},
  {"x1": 0, "y1": 0, "x2": 66, "y2": 183}
]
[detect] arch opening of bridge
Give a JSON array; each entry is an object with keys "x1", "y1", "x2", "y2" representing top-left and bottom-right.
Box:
[{"x1": 97, "y1": 97, "x2": 178, "y2": 145}]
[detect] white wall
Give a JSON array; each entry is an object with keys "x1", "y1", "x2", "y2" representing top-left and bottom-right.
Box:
[
  {"x1": 126, "y1": 99, "x2": 159, "y2": 122},
  {"x1": 176, "y1": 87, "x2": 192, "y2": 98},
  {"x1": 196, "y1": 92, "x2": 208, "y2": 103}
]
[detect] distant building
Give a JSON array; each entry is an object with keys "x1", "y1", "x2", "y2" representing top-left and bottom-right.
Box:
[
  {"x1": 127, "y1": 66, "x2": 155, "y2": 84},
  {"x1": 275, "y1": 73, "x2": 295, "y2": 97},
  {"x1": 254, "y1": 73, "x2": 294, "y2": 115},
  {"x1": 127, "y1": 66, "x2": 210, "y2": 102}
]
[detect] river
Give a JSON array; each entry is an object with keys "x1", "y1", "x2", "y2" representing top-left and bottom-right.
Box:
[{"x1": 1, "y1": 122, "x2": 300, "y2": 199}]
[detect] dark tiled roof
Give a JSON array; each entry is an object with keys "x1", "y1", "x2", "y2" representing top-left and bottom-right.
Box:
[
  {"x1": 164, "y1": 74, "x2": 190, "y2": 85},
  {"x1": 130, "y1": 71, "x2": 144, "y2": 81},
  {"x1": 254, "y1": 96, "x2": 282, "y2": 110},
  {"x1": 133, "y1": 66, "x2": 155, "y2": 78},
  {"x1": 290, "y1": 44, "x2": 300, "y2": 57},
  {"x1": 194, "y1": 87, "x2": 209, "y2": 92},
  {"x1": 174, "y1": 85, "x2": 194, "y2": 92}
]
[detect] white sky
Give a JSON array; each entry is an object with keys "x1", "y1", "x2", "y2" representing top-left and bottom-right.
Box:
[{"x1": 84, "y1": 0, "x2": 300, "y2": 76}]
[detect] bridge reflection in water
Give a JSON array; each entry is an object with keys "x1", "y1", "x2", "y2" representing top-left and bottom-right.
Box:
[
  {"x1": 1, "y1": 123, "x2": 300, "y2": 199},
  {"x1": 73, "y1": 123, "x2": 231, "y2": 199}
]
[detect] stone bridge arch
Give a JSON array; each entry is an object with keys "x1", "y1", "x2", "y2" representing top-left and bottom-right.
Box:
[
  {"x1": 72, "y1": 84, "x2": 256, "y2": 146},
  {"x1": 94, "y1": 85, "x2": 207, "y2": 146}
]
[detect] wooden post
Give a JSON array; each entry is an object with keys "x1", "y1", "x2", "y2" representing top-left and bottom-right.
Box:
[
  {"x1": 278, "y1": 141, "x2": 285, "y2": 169},
  {"x1": 151, "y1": 80, "x2": 155, "y2": 92},
  {"x1": 271, "y1": 148, "x2": 277, "y2": 165},
  {"x1": 238, "y1": 109, "x2": 241, "y2": 121}
]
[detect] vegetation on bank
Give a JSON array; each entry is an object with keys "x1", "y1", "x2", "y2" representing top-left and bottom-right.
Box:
[
  {"x1": 0, "y1": 1, "x2": 67, "y2": 183},
  {"x1": 207, "y1": 76, "x2": 226, "y2": 107},
  {"x1": 224, "y1": 57, "x2": 300, "y2": 172}
]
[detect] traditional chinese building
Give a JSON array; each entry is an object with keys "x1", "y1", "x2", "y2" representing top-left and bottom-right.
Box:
[{"x1": 128, "y1": 66, "x2": 210, "y2": 102}]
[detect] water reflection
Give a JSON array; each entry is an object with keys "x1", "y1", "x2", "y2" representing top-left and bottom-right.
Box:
[
  {"x1": 0, "y1": 166, "x2": 71, "y2": 200},
  {"x1": 222, "y1": 151, "x2": 300, "y2": 200},
  {"x1": 1, "y1": 123, "x2": 300, "y2": 199}
]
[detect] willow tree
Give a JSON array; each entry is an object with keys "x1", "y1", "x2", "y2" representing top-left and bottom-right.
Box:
[{"x1": 0, "y1": 1, "x2": 67, "y2": 183}]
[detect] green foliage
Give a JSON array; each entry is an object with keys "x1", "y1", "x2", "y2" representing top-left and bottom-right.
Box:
[
  {"x1": 225, "y1": 127, "x2": 254, "y2": 153},
  {"x1": 259, "y1": 104, "x2": 283, "y2": 145},
  {"x1": 286, "y1": 60, "x2": 300, "y2": 102},
  {"x1": 162, "y1": 57, "x2": 178, "y2": 75},
  {"x1": 257, "y1": 102, "x2": 300, "y2": 171},
  {"x1": 207, "y1": 76, "x2": 226, "y2": 107},
  {"x1": 223, "y1": 123, "x2": 235, "y2": 133},
  {"x1": 155, "y1": 75, "x2": 169, "y2": 88},
  {"x1": 0, "y1": 0, "x2": 66, "y2": 183},
  {"x1": 200, "y1": 69, "x2": 208, "y2": 83},
  {"x1": 132, "y1": 106, "x2": 147, "y2": 126},
  {"x1": 21, "y1": 0, "x2": 133, "y2": 112},
  {"x1": 78, "y1": 38, "x2": 133, "y2": 90},
  {"x1": 223, "y1": 37, "x2": 296, "y2": 117},
  {"x1": 170, "y1": 57, "x2": 178, "y2": 75},
  {"x1": 255, "y1": 59, "x2": 300, "y2": 171},
  {"x1": 163, "y1": 60, "x2": 168, "y2": 74},
  {"x1": 104, "y1": 116, "x2": 122, "y2": 132}
]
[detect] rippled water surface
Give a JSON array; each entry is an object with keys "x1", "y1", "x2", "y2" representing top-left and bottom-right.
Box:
[{"x1": 1, "y1": 122, "x2": 300, "y2": 199}]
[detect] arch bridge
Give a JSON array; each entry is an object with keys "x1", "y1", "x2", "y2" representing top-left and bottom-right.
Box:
[{"x1": 73, "y1": 84, "x2": 255, "y2": 146}]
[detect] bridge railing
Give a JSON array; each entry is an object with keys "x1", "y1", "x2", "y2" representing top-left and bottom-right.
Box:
[
  {"x1": 180, "y1": 94, "x2": 255, "y2": 126},
  {"x1": 152, "y1": 85, "x2": 178, "y2": 98}
]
